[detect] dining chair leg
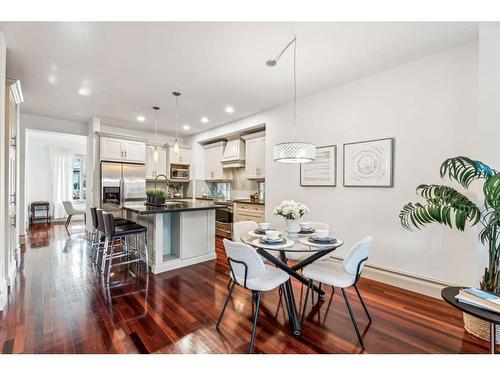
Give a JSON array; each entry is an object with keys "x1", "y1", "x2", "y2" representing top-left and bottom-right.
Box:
[
  {"x1": 353, "y1": 285, "x2": 372, "y2": 324},
  {"x1": 332, "y1": 285, "x2": 335, "y2": 294},
  {"x1": 65, "y1": 215, "x2": 72, "y2": 228},
  {"x1": 227, "y1": 278, "x2": 232, "y2": 290},
  {"x1": 341, "y1": 288, "x2": 364, "y2": 349},
  {"x1": 301, "y1": 280, "x2": 312, "y2": 324},
  {"x1": 249, "y1": 291, "x2": 262, "y2": 354},
  {"x1": 216, "y1": 280, "x2": 236, "y2": 329}
]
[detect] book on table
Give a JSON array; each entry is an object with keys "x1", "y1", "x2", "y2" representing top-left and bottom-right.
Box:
[{"x1": 455, "y1": 288, "x2": 500, "y2": 313}]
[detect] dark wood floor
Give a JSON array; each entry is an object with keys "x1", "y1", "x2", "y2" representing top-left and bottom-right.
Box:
[{"x1": 0, "y1": 222, "x2": 493, "y2": 354}]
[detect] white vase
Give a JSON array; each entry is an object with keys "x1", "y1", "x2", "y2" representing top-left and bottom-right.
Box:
[{"x1": 285, "y1": 219, "x2": 301, "y2": 234}]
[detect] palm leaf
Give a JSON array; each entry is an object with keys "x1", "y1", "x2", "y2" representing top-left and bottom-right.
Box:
[
  {"x1": 400, "y1": 184, "x2": 480, "y2": 231},
  {"x1": 483, "y1": 173, "x2": 500, "y2": 210},
  {"x1": 440, "y1": 156, "x2": 496, "y2": 189}
]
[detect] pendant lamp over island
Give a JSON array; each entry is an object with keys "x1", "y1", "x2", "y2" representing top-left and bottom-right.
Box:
[
  {"x1": 152, "y1": 106, "x2": 160, "y2": 163},
  {"x1": 266, "y1": 36, "x2": 316, "y2": 163},
  {"x1": 172, "y1": 91, "x2": 181, "y2": 160}
]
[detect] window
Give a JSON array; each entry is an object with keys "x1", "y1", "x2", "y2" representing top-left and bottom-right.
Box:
[{"x1": 72, "y1": 155, "x2": 86, "y2": 201}]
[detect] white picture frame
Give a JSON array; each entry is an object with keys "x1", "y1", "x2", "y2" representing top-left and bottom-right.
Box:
[
  {"x1": 343, "y1": 138, "x2": 394, "y2": 187},
  {"x1": 300, "y1": 145, "x2": 337, "y2": 187}
]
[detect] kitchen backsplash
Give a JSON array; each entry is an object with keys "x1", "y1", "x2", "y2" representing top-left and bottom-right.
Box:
[{"x1": 186, "y1": 167, "x2": 261, "y2": 200}]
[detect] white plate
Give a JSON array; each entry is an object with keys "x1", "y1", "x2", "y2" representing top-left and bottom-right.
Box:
[
  {"x1": 252, "y1": 238, "x2": 294, "y2": 249},
  {"x1": 299, "y1": 237, "x2": 340, "y2": 248},
  {"x1": 248, "y1": 230, "x2": 282, "y2": 238}
]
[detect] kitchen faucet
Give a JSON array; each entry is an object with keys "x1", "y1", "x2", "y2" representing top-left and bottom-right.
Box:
[{"x1": 154, "y1": 174, "x2": 169, "y2": 189}]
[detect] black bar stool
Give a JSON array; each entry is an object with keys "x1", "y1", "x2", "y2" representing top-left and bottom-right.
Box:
[
  {"x1": 102, "y1": 212, "x2": 149, "y2": 283},
  {"x1": 94, "y1": 208, "x2": 134, "y2": 270}
]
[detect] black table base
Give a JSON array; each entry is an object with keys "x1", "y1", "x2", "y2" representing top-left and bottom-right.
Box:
[{"x1": 257, "y1": 246, "x2": 338, "y2": 335}]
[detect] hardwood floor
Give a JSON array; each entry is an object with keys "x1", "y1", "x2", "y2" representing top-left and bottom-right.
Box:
[{"x1": 0, "y1": 222, "x2": 493, "y2": 354}]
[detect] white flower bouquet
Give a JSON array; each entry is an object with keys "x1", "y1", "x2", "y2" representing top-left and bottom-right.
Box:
[{"x1": 273, "y1": 200, "x2": 310, "y2": 220}]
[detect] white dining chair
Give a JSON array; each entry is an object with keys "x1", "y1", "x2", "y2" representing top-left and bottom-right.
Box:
[
  {"x1": 62, "y1": 201, "x2": 86, "y2": 228},
  {"x1": 301, "y1": 235, "x2": 373, "y2": 349},
  {"x1": 216, "y1": 239, "x2": 290, "y2": 353},
  {"x1": 233, "y1": 220, "x2": 258, "y2": 243},
  {"x1": 285, "y1": 221, "x2": 330, "y2": 261}
]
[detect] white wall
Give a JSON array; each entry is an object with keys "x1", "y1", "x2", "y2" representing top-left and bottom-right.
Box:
[
  {"x1": 0, "y1": 31, "x2": 7, "y2": 310},
  {"x1": 19, "y1": 114, "x2": 88, "y2": 234},
  {"x1": 189, "y1": 41, "x2": 482, "y2": 288},
  {"x1": 25, "y1": 130, "x2": 87, "y2": 217}
]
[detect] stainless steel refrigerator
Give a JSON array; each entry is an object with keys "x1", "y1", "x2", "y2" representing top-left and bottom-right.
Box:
[{"x1": 101, "y1": 161, "x2": 146, "y2": 218}]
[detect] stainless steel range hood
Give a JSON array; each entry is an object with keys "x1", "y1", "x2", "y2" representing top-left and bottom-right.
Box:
[{"x1": 221, "y1": 138, "x2": 245, "y2": 168}]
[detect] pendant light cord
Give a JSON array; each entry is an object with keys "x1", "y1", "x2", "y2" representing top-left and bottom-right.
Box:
[
  {"x1": 292, "y1": 36, "x2": 297, "y2": 142},
  {"x1": 175, "y1": 95, "x2": 178, "y2": 142}
]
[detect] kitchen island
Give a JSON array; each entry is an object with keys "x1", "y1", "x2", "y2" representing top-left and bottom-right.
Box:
[{"x1": 121, "y1": 200, "x2": 225, "y2": 274}]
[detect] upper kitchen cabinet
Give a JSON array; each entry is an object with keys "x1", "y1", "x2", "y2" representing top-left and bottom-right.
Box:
[
  {"x1": 99, "y1": 135, "x2": 147, "y2": 163},
  {"x1": 146, "y1": 145, "x2": 167, "y2": 179},
  {"x1": 167, "y1": 145, "x2": 191, "y2": 165},
  {"x1": 204, "y1": 141, "x2": 233, "y2": 181},
  {"x1": 242, "y1": 131, "x2": 265, "y2": 180}
]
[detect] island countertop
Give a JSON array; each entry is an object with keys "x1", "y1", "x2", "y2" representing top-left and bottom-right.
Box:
[{"x1": 121, "y1": 201, "x2": 226, "y2": 215}]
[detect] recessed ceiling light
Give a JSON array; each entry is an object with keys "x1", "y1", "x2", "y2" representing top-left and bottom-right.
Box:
[
  {"x1": 183, "y1": 124, "x2": 190, "y2": 130},
  {"x1": 136, "y1": 115, "x2": 146, "y2": 122},
  {"x1": 225, "y1": 106, "x2": 234, "y2": 113},
  {"x1": 78, "y1": 79, "x2": 91, "y2": 96},
  {"x1": 78, "y1": 86, "x2": 91, "y2": 96},
  {"x1": 201, "y1": 117, "x2": 209, "y2": 123}
]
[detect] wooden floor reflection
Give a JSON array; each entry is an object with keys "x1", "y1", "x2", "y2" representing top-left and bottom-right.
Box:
[{"x1": 0, "y1": 222, "x2": 492, "y2": 354}]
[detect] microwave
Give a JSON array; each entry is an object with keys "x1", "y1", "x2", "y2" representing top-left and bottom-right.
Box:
[{"x1": 170, "y1": 164, "x2": 190, "y2": 180}]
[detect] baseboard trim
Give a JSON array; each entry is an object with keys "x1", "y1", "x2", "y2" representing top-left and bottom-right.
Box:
[{"x1": 328, "y1": 256, "x2": 454, "y2": 299}]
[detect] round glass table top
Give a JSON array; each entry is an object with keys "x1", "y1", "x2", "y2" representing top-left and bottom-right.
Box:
[{"x1": 241, "y1": 228, "x2": 343, "y2": 252}]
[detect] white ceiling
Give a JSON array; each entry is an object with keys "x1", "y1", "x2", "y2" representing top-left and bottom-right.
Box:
[{"x1": 0, "y1": 22, "x2": 478, "y2": 136}]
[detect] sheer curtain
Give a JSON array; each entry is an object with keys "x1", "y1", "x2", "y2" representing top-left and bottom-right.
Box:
[{"x1": 49, "y1": 147, "x2": 74, "y2": 219}]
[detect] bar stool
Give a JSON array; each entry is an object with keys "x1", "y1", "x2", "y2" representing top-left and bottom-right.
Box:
[
  {"x1": 94, "y1": 208, "x2": 134, "y2": 269},
  {"x1": 102, "y1": 212, "x2": 149, "y2": 283}
]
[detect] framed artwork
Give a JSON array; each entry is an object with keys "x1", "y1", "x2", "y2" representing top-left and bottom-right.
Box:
[
  {"x1": 343, "y1": 137, "x2": 394, "y2": 187},
  {"x1": 300, "y1": 145, "x2": 337, "y2": 186}
]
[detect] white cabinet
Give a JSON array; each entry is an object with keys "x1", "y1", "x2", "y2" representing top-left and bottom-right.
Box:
[
  {"x1": 204, "y1": 141, "x2": 233, "y2": 181},
  {"x1": 100, "y1": 137, "x2": 123, "y2": 161},
  {"x1": 168, "y1": 146, "x2": 191, "y2": 165},
  {"x1": 146, "y1": 146, "x2": 167, "y2": 179},
  {"x1": 242, "y1": 132, "x2": 265, "y2": 180},
  {"x1": 123, "y1": 140, "x2": 147, "y2": 163},
  {"x1": 100, "y1": 136, "x2": 146, "y2": 163}
]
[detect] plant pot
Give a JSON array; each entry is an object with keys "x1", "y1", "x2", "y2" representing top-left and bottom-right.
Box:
[
  {"x1": 285, "y1": 219, "x2": 301, "y2": 234},
  {"x1": 147, "y1": 196, "x2": 153, "y2": 204},
  {"x1": 153, "y1": 197, "x2": 166, "y2": 206},
  {"x1": 463, "y1": 312, "x2": 500, "y2": 344}
]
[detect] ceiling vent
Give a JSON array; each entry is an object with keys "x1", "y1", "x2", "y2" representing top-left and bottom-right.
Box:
[{"x1": 221, "y1": 138, "x2": 245, "y2": 168}]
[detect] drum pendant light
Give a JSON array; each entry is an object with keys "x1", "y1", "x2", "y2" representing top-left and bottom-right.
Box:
[
  {"x1": 172, "y1": 92, "x2": 181, "y2": 160},
  {"x1": 152, "y1": 106, "x2": 160, "y2": 163},
  {"x1": 266, "y1": 36, "x2": 316, "y2": 163}
]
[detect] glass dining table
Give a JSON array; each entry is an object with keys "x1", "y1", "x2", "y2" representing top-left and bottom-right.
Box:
[{"x1": 241, "y1": 229, "x2": 344, "y2": 336}]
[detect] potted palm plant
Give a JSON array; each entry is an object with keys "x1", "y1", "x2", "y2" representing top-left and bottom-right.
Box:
[{"x1": 400, "y1": 156, "x2": 499, "y2": 343}]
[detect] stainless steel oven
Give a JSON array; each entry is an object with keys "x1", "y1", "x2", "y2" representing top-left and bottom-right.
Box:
[{"x1": 215, "y1": 201, "x2": 233, "y2": 239}]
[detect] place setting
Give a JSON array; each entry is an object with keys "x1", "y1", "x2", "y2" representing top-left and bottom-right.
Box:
[
  {"x1": 251, "y1": 227, "x2": 295, "y2": 249},
  {"x1": 299, "y1": 229, "x2": 341, "y2": 247}
]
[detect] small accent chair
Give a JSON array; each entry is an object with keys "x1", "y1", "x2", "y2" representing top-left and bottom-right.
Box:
[
  {"x1": 216, "y1": 239, "x2": 289, "y2": 353},
  {"x1": 301, "y1": 235, "x2": 373, "y2": 349},
  {"x1": 62, "y1": 201, "x2": 86, "y2": 228}
]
